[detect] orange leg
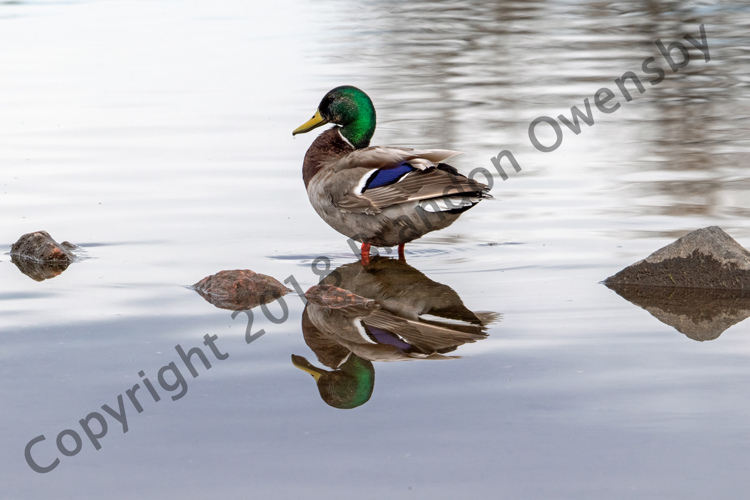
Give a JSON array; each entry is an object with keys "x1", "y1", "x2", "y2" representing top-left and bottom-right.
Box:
[
  {"x1": 398, "y1": 243, "x2": 405, "y2": 262},
  {"x1": 361, "y1": 243, "x2": 371, "y2": 266}
]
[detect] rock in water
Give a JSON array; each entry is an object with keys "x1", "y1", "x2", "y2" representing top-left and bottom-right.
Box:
[
  {"x1": 10, "y1": 231, "x2": 76, "y2": 281},
  {"x1": 604, "y1": 226, "x2": 750, "y2": 290},
  {"x1": 192, "y1": 269, "x2": 292, "y2": 310},
  {"x1": 11, "y1": 231, "x2": 75, "y2": 262}
]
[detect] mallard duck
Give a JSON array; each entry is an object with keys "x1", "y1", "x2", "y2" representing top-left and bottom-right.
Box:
[{"x1": 293, "y1": 86, "x2": 491, "y2": 264}]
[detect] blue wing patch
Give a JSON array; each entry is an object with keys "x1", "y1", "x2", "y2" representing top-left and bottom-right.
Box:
[{"x1": 363, "y1": 162, "x2": 415, "y2": 191}]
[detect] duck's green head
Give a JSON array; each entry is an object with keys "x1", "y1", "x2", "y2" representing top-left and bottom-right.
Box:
[
  {"x1": 292, "y1": 353, "x2": 375, "y2": 409},
  {"x1": 292, "y1": 86, "x2": 376, "y2": 149}
]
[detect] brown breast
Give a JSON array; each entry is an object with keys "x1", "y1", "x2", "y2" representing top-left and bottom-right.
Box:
[{"x1": 302, "y1": 127, "x2": 355, "y2": 188}]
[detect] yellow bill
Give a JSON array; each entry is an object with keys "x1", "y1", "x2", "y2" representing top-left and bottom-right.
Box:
[{"x1": 293, "y1": 110, "x2": 328, "y2": 135}]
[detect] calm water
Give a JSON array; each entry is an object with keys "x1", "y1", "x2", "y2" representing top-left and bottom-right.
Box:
[{"x1": 2, "y1": 0, "x2": 750, "y2": 498}]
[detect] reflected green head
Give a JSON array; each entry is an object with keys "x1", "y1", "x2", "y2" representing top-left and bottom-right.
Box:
[{"x1": 316, "y1": 354, "x2": 375, "y2": 409}]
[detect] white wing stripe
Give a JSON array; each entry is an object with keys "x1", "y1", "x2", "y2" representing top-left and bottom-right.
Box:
[
  {"x1": 419, "y1": 196, "x2": 479, "y2": 212},
  {"x1": 355, "y1": 168, "x2": 378, "y2": 194}
]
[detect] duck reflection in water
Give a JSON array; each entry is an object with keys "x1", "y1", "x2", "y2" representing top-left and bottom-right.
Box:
[{"x1": 292, "y1": 256, "x2": 498, "y2": 409}]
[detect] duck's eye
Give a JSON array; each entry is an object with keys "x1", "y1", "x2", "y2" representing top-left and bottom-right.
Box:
[{"x1": 320, "y1": 95, "x2": 333, "y2": 110}]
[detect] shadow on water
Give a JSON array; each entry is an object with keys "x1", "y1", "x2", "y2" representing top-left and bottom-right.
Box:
[
  {"x1": 606, "y1": 283, "x2": 750, "y2": 341},
  {"x1": 293, "y1": 256, "x2": 499, "y2": 409}
]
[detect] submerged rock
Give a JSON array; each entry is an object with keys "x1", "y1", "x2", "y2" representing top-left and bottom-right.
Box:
[
  {"x1": 604, "y1": 226, "x2": 750, "y2": 290},
  {"x1": 10, "y1": 231, "x2": 76, "y2": 281},
  {"x1": 192, "y1": 269, "x2": 292, "y2": 310},
  {"x1": 605, "y1": 284, "x2": 750, "y2": 341}
]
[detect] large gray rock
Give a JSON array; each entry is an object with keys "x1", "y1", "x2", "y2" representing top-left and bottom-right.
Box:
[{"x1": 604, "y1": 226, "x2": 750, "y2": 290}]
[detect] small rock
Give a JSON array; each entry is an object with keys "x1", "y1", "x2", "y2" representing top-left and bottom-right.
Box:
[
  {"x1": 10, "y1": 231, "x2": 76, "y2": 263},
  {"x1": 604, "y1": 226, "x2": 750, "y2": 290},
  {"x1": 304, "y1": 284, "x2": 378, "y2": 310},
  {"x1": 192, "y1": 269, "x2": 292, "y2": 310},
  {"x1": 10, "y1": 231, "x2": 76, "y2": 281}
]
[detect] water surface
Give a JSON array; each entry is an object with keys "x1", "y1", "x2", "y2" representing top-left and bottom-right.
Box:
[{"x1": 2, "y1": 1, "x2": 750, "y2": 498}]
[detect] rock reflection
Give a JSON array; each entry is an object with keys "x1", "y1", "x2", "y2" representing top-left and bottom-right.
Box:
[
  {"x1": 606, "y1": 284, "x2": 750, "y2": 341},
  {"x1": 293, "y1": 257, "x2": 498, "y2": 409},
  {"x1": 10, "y1": 254, "x2": 72, "y2": 282}
]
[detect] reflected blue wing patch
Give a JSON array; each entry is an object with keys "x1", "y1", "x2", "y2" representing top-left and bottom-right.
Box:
[{"x1": 364, "y1": 325, "x2": 412, "y2": 350}]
